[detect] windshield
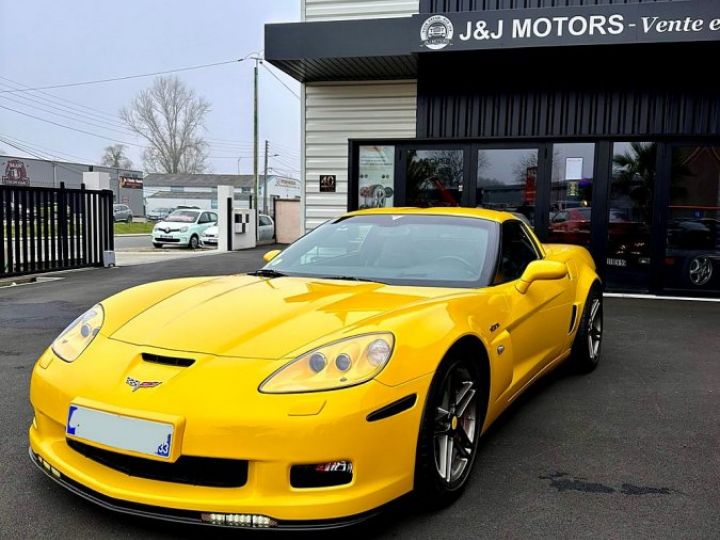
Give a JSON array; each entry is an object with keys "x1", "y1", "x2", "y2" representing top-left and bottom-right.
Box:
[
  {"x1": 165, "y1": 210, "x2": 199, "y2": 223},
  {"x1": 264, "y1": 214, "x2": 499, "y2": 288}
]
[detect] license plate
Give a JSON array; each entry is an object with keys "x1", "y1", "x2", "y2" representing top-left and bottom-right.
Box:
[
  {"x1": 66, "y1": 404, "x2": 174, "y2": 459},
  {"x1": 158, "y1": 236, "x2": 174, "y2": 240}
]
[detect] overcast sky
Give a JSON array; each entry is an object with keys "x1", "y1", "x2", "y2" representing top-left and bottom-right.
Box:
[{"x1": 0, "y1": 0, "x2": 301, "y2": 176}]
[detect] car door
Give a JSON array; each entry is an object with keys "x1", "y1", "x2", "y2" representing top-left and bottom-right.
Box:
[
  {"x1": 259, "y1": 215, "x2": 274, "y2": 241},
  {"x1": 493, "y1": 220, "x2": 573, "y2": 400}
]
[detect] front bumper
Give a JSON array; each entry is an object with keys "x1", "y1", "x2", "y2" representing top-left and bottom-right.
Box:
[
  {"x1": 29, "y1": 343, "x2": 430, "y2": 525},
  {"x1": 29, "y1": 448, "x2": 383, "y2": 530}
]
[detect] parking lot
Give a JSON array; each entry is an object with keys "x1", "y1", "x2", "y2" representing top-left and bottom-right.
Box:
[{"x1": 1, "y1": 250, "x2": 718, "y2": 539}]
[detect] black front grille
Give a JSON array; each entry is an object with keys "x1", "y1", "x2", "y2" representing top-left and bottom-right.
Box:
[{"x1": 67, "y1": 439, "x2": 247, "y2": 488}]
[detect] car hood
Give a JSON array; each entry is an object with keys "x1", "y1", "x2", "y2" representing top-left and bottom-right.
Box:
[
  {"x1": 154, "y1": 220, "x2": 194, "y2": 229},
  {"x1": 108, "y1": 275, "x2": 455, "y2": 359}
]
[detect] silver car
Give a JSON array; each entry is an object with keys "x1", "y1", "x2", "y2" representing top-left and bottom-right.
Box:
[
  {"x1": 200, "y1": 214, "x2": 274, "y2": 246},
  {"x1": 113, "y1": 204, "x2": 133, "y2": 223}
]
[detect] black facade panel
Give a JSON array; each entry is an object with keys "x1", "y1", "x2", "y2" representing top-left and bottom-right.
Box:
[
  {"x1": 417, "y1": 43, "x2": 720, "y2": 139},
  {"x1": 421, "y1": 0, "x2": 682, "y2": 13}
]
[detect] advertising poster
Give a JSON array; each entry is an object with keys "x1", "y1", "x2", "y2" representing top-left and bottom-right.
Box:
[
  {"x1": 119, "y1": 176, "x2": 143, "y2": 189},
  {"x1": 319, "y1": 174, "x2": 336, "y2": 192},
  {"x1": 358, "y1": 145, "x2": 394, "y2": 209}
]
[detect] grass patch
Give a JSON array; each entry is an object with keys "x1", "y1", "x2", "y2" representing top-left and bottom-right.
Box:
[{"x1": 114, "y1": 222, "x2": 155, "y2": 235}]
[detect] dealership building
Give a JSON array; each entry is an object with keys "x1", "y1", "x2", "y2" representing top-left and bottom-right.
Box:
[{"x1": 266, "y1": 0, "x2": 720, "y2": 296}]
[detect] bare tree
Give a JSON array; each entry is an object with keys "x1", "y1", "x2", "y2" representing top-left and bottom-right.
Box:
[
  {"x1": 121, "y1": 76, "x2": 210, "y2": 173},
  {"x1": 101, "y1": 144, "x2": 133, "y2": 169}
]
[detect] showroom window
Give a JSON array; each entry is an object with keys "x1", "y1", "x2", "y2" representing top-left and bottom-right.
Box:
[{"x1": 405, "y1": 149, "x2": 464, "y2": 207}]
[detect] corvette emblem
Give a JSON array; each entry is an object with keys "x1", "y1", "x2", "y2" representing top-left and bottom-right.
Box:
[{"x1": 126, "y1": 376, "x2": 161, "y2": 392}]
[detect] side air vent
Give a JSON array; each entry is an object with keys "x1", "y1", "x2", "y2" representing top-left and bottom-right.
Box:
[
  {"x1": 142, "y1": 353, "x2": 195, "y2": 367},
  {"x1": 568, "y1": 305, "x2": 578, "y2": 334}
]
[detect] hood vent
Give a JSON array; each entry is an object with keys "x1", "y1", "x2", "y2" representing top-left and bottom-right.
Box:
[{"x1": 142, "y1": 352, "x2": 195, "y2": 368}]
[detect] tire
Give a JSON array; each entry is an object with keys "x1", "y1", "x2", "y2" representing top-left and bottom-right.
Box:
[
  {"x1": 152, "y1": 242, "x2": 163, "y2": 249},
  {"x1": 570, "y1": 283, "x2": 603, "y2": 373},
  {"x1": 188, "y1": 235, "x2": 199, "y2": 250},
  {"x1": 126, "y1": 216, "x2": 133, "y2": 224},
  {"x1": 414, "y1": 355, "x2": 484, "y2": 508}
]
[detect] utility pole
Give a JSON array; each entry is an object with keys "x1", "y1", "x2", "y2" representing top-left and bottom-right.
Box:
[
  {"x1": 253, "y1": 57, "x2": 259, "y2": 241},
  {"x1": 263, "y1": 139, "x2": 269, "y2": 215}
]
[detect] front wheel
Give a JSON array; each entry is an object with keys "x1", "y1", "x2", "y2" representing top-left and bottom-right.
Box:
[
  {"x1": 126, "y1": 216, "x2": 133, "y2": 224},
  {"x1": 188, "y1": 235, "x2": 199, "y2": 250},
  {"x1": 414, "y1": 356, "x2": 484, "y2": 507},
  {"x1": 570, "y1": 284, "x2": 603, "y2": 373},
  {"x1": 152, "y1": 242, "x2": 163, "y2": 249}
]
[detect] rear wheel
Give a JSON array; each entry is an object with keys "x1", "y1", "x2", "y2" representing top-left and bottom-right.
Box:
[
  {"x1": 570, "y1": 284, "x2": 603, "y2": 373},
  {"x1": 189, "y1": 235, "x2": 199, "y2": 250},
  {"x1": 414, "y1": 356, "x2": 484, "y2": 507},
  {"x1": 125, "y1": 215, "x2": 132, "y2": 224}
]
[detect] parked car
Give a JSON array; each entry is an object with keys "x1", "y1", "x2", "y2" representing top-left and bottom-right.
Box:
[
  {"x1": 146, "y1": 207, "x2": 173, "y2": 221},
  {"x1": 29, "y1": 208, "x2": 603, "y2": 528},
  {"x1": 112, "y1": 204, "x2": 133, "y2": 223},
  {"x1": 200, "y1": 214, "x2": 274, "y2": 246},
  {"x1": 151, "y1": 209, "x2": 217, "y2": 249}
]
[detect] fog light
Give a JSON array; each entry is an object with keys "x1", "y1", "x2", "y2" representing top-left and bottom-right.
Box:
[
  {"x1": 200, "y1": 512, "x2": 277, "y2": 528},
  {"x1": 290, "y1": 460, "x2": 353, "y2": 488}
]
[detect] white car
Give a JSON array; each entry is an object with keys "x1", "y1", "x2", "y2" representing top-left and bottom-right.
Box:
[{"x1": 200, "y1": 214, "x2": 274, "y2": 246}]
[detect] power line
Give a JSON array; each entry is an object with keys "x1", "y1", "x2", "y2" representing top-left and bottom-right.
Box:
[
  {"x1": 0, "y1": 104, "x2": 143, "y2": 147},
  {"x1": 0, "y1": 58, "x2": 248, "y2": 94},
  {"x1": 0, "y1": 93, "x2": 138, "y2": 138},
  {"x1": 0, "y1": 133, "x2": 95, "y2": 163},
  {"x1": 0, "y1": 76, "x2": 128, "y2": 124},
  {"x1": 261, "y1": 62, "x2": 300, "y2": 99}
]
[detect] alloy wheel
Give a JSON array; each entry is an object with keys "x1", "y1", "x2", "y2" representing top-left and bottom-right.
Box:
[
  {"x1": 433, "y1": 366, "x2": 478, "y2": 486},
  {"x1": 689, "y1": 256, "x2": 713, "y2": 286},
  {"x1": 587, "y1": 298, "x2": 602, "y2": 361}
]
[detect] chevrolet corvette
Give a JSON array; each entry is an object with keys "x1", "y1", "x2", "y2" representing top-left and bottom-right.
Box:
[{"x1": 29, "y1": 207, "x2": 603, "y2": 529}]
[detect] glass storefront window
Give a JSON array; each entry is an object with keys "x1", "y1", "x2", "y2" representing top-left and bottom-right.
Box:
[
  {"x1": 548, "y1": 143, "x2": 595, "y2": 247},
  {"x1": 406, "y1": 149, "x2": 463, "y2": 207},
  {"x1": 664, "y1": 146, "x2": 720, "y2": 292},
  {"x1": 477, "y1": 148, "x2": 539, "y2": 226},
  {"x1": 358, "y1": 145, "x2": 395, "y2": 209},
  {"x1": 606, "y1": 142, "x2": 655, "y2": 291}
]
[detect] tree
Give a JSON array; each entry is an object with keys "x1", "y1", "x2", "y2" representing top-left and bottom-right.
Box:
[
  {"x1": 120, "y1": 76, "x2": 210, "y2": 174},
  {"x1": 101, "y1": 144, "x2": 133, "y2": 169}
]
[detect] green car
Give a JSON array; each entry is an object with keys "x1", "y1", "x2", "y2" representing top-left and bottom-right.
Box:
[{"x1": 152, "y1": 208, "x2": 218, "y2": 249}]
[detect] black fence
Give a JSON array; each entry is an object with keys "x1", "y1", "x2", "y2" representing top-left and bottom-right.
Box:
[{"x1": 1, "y1": 183, "x2": 114, "y2": 278}]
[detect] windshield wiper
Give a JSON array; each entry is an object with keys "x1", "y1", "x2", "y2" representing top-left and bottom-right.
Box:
[
  {"x1": 249, "y1": 268, "x2": 287, "y2": 278},
  {"x1": 318, "y1": 275, "x2": 386, "y2": 285}
]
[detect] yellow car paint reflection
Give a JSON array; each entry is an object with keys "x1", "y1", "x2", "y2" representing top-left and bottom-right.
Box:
[{"x1": 29, "y1": 207, "x2": 602, "y2": 530}]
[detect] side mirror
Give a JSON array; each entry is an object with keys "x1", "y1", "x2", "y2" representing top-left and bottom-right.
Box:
[
  {"x1": 515, "y1": 260, "x2": 567, "y2": 294},
  {"x1": 263, "y1": 249, "x2": 282, "y2": 263}
]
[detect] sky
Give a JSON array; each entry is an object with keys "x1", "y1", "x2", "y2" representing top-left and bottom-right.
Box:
[{"x1": 0, "y1": 0, "x2": 301, "y2": 177}]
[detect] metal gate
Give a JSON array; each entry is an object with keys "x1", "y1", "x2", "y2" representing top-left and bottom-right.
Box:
[{"x1": 1, "y1": 183, "x2": 114, "y2": 278}]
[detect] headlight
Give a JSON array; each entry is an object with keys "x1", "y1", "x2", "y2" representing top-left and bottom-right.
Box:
[
  {"x1": 259, "y1": 333, "x2": 394, "y2": 394},
  {"x1": 180, "y1": 226, "x2": 189, "y2": 232},
  {"x1": 51, "y1": 304, "x2": 104, "y2": 362}
]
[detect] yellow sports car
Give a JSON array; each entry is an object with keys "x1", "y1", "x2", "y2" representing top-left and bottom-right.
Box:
[{"x1": 29, "y1": 207, "x2": 603, "y2": 529}]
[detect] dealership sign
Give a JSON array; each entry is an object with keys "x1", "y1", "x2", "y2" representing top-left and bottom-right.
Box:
[{"x1": 416, "y1": 2, "x2": 720, "y2": 52}]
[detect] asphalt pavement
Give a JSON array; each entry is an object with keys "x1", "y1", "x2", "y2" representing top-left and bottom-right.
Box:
[{"x1": 0, "y1": 253, "x2": 719, "y2": 539}]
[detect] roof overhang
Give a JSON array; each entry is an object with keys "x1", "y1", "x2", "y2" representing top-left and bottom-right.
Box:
[{"x1": 266, "y1": 1, "x2": 720, "y2": 83}]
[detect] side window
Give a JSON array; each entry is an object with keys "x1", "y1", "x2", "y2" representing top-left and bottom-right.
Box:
[
  {"x1": 259, "y1": 216, "x2": 271, "y2": 226},
  {"x1": 198, "y1": 212, "x2": 208, "y2": 223},
  {"x1": 209, "y1": 212, "x2": 218, "y2": 223},
  {"x1": 495, "y1": 220, "x2": 540, "y2": 284}
]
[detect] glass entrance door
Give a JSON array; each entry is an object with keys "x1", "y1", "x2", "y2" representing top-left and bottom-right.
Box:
[
  {"x1": 605, "y1": 142, "x2": 656, "y2": 291},
  {"x1": 662, "y1": 145, "x2": 720, "y2": 294},
  {"x1": 476, "y1": 147, "x2": 542, "y2": 227},
  {"x1": 405, "y1": 148, "x2": 465, "y2": 207}
]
